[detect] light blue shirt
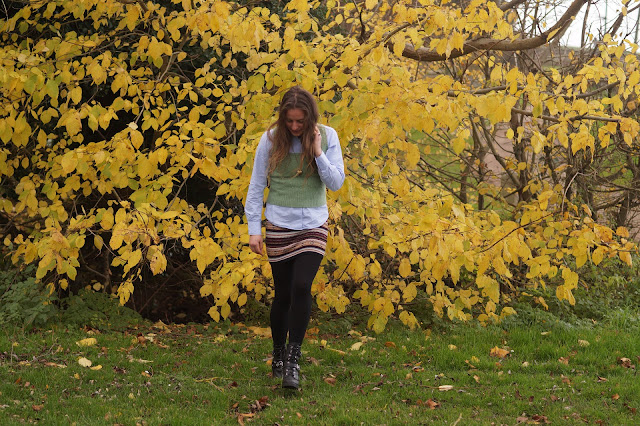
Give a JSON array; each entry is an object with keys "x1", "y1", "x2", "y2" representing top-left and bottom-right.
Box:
[{"x1": 245, "y1": 126, "x2": 345, "y2": 235}]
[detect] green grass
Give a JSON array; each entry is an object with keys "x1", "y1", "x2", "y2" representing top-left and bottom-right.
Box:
[{"x1": 1, "y1": 317, "x2": 639, "y2": 425}]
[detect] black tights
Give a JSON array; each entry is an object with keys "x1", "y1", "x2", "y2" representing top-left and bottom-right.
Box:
[{"x1": 269, "y1": 252, "x2": 323, "y2": 346}]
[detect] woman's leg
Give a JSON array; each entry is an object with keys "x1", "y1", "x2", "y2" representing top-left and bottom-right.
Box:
[
  {"x1": 281, "y1": 252, "x2": 322, "y2": 389},
  {"x1": 269, "y1": 258, "x2": 294, "y2": 347},
  {"x1": 287, "y1": 252, "x2": 323, "y2": 344}
]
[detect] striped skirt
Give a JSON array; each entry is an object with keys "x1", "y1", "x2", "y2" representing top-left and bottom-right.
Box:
[{"x1": 265, "y1": 221, "x2": 328, "y2": 263}]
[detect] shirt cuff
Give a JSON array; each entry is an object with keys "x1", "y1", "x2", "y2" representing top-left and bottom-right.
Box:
[
  {"x1": 315, "y1": 152, "x2": 330, "y2": 169},
  {"x1": 248, "y1": 221, "x2": 263, "y2": 236}
]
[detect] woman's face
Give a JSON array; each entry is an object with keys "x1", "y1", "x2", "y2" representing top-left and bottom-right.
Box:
[{"x1": 285, "y1": 108, "x2": 306, "y2": 137}]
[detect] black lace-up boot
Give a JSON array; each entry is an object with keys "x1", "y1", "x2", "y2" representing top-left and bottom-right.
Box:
[
  {"x1": 271, "y1": 344, "x2": 286, "y2": 378},
  {"x1": 282, "y1": 343, "x2": 302, "y2": 389}
]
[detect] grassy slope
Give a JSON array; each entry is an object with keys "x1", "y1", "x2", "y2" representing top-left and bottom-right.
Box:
[{"x1": 1, "y1": 316, "x2": 639, "y2": 425}]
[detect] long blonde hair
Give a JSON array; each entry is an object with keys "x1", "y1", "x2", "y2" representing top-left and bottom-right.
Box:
[{"x1": 267, "y1": 86, "x2": 319, "y2": 178}]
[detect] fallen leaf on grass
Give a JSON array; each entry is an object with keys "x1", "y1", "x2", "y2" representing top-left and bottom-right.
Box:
[
  {"x1": 597, "y1": 376, "x2": 607, "y2": 382},
  {"x1": 127, "y1": 355, "x2": 153, "y2": 363},
  {"x1": 489, "y1": 347, "x2": 510, "y2": 358},
  {"x1": 350, "y1": 342, "x2": 363, "y2": 351},
  {"x1": 44, "y1": 362, "x2": 67, "y2": 369},
  {"x1": 558, "y1": 357, "x2": 569, "y2": 365},
  {"x1": 438, "y1": 385, "x2": 454, "y2": 392},
  {"x1": 618, "y1": 357, "x2": 634, "y2": 368},
  {"x1": 531, "y1": 414, "x2": 550, "y2": 423},
  {"x1": 516, "y1": 416, "x2": 528, "y2": 423},
  {"x1": 246, "y1": 326, "x2": 271, "y2": 337},
  {"x1": 237, "y1": 413, "x2": 254, "y2": 425},
  {"x1": 90, "y1": 365, "x2": 102, "y2": 371},
  {"x1": 76, "y1": 338, "x2": 97, "y2": 347},
  {"x1": 448, "y1": 344, "x2": 457, "y2": 351},
  {"x1": 32, "y1": 405, "x2": 43, "y2": 412},
  {"x1": 324, "y1": 377, "x2": 337, "y2": 386},
  {"x1": 385, "y1": 341, "x2": 396, "y2": 348},
  {"x1": 78, "y1": 357, "x2": 92, "y2": 368},
  {"x1": 578, "y1": 339, "x2": 590, "y2": 347},
  {"x1": 250, "y1": 396, "x2": 269, "y2": 412},
  {"x1": 417, "y1": 399, "x2": 440, "y2": 409},
  {"x1": 153, "y1": 320, "x2": 171, "y2": 332},
  {"x1": 612, "y1": 394, "x2": 620, "y2": 400}
]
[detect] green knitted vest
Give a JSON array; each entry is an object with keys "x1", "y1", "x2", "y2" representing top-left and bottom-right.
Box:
[{"x1": 266, "y1": 125, "x2": 329, "y2": 208}]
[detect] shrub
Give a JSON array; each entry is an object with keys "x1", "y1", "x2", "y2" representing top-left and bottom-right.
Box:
[{"x1": 0, "y1": 265, "x2": 58, "y2": 327}]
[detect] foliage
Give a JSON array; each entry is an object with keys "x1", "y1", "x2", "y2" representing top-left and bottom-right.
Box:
[
  {"x1": 60, "y1": 288, "x2": 143, "y2": 329},
  {"x1": 2, "y1": 320, "x2": 640, "y2": 423},
  {"x1": 0, "y1": 264, "x2": 58, "y2": 327},
  {"x1": 505, "y1": 254, "x2": 640, "y2": 328},
  {"x1": 0, "y1": 0, "x2": 639, "y2": 330}
]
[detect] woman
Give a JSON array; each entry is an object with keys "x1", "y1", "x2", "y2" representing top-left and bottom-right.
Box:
[{"x1": 245, "y1": 86, "x2": 345, "y2": 389}]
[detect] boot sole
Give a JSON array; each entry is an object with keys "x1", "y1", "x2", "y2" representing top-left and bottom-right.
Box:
[{"x1": 282, "y1": 379, "x2": 299, "y2": 389}]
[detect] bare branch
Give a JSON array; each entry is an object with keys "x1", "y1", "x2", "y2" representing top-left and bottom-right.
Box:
[{"x1": 398, "y1": 0, "x2": 588, "y2": 62}]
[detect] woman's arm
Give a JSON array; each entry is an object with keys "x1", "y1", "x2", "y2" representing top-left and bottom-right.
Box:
[
  {"x1": 245, "y1": 132, "x2": 270, "y2": 238},
  {"x1": 315, "y1": 126, "x2": 345, "y2": 191}
]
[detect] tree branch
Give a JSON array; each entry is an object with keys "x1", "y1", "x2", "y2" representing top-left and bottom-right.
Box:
[{"x1": 399, "y1": 0, "x2": 588, "y2": 62}]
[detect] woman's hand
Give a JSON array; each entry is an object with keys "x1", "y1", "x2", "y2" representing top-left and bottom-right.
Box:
[
  {"x1": 313, "y1": 126, "x2": 322, "y2": 157},
  {"x1": 249, "y1": 235, "x2": 264, "y2": 255}
]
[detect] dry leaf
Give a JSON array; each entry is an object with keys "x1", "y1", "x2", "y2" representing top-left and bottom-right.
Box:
[
  {"x1": 558, "y1": 357, "x2": 569, "y2": 365},
  {"x1": 78, "y1": 357, "x2": 92, "y2": 368},
  {"x1": 153, "y1": 320, "x2": 171, "y2": 332},
  {"x1": 324, "y1": 377, "x2": 337, "y2": 386},
  {"x1": 612, "y1": 394, "x2": 620, "y2": 400},
  {"x1": 75, "y1": 338, "x2": 97, "y2": 347},
  {"x1": 578, "y1": 339, "x2": 590, "y2": 347},
  {"x1": 426, "y1": 399, "x2": 440, "y2": 409},
  {"x1": 489, "y1": 346, "x2": 510, "y2": 358},
  {"x1": 438, "y1": 385, "x2": 454, "y2": 391},
  {"x1": 246, "y1": 326, "x2": 271, "y2": 337},
  {"x1": 417, "y1": 399, "x2": 440, "y2": 409},
  {"x1": 597, "y1": 376, "x2": 608, "y2": 382},
  {"x1": 32, "y1": 404, "x2": 44, "y2": 412},
  {"x1": 448, "y1": 344, "x2": 458, "y2": 350},
  {"x1": 531, "y1": 414, "x2": 550, "y2": 423},
  {"x1": 90, "y1": 365, "x2": 102, "y2": 371},
  {"x1": 618, "y1": 357, "x2": 633, "y2": 368},
  {"x1": 44, "y1": 362, "x2": 67, "y2": 369},
  {"x1": 385, "y1": 341, "x2": 396, "y2": 348},
  {"x1": 350, "y1": 342, "x2": 363, "y2": 351}
]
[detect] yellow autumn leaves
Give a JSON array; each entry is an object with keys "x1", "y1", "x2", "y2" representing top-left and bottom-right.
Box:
[{"x1": 0, "y1": 0, "x2": 638, "y2": 332}]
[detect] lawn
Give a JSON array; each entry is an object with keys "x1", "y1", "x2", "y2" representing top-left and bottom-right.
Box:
[{"x1": 1, "y1": 315, "x2": 639, "y2": 425}]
